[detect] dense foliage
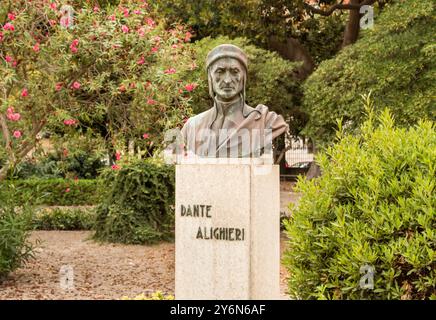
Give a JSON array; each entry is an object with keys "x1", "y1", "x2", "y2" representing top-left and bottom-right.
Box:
[
  {"x1": 303, "y1": 0, "x2": 436, "y2": 144},
  {"x1": 284, "y1": 108, "x2": 435, "y2": 299},
  {"x1": 94, "y1": 159, "x2": 175, "y2": 244},
  {"x1": 0, "y1": 179, "x2": 102, "y2": 206},
  {"x1": 33, "y1": 207, "x2": 95, "y2": 230},
  {"x1": 0, "y1": 187, "x2": 34, "y2": 281}
]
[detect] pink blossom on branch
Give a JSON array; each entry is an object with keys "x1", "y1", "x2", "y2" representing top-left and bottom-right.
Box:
[
  {"x1": 164, "y1": 68, "x2": 176, "y2": 75},
  {"x1": 147, "y1": 98, "x2": 156, "y2": 105},
  {"x1": 184, "y1": 83, "x2": 196, "y2": 92},
  {"x1": 0, "y1": 32, "x2": 3, "y2": 42},
  {"x1": 111, "y1": 164, "x2": 120, "y2": 170},
  {"x1": 33, "y1": 43, "x2": 40, "y2": 52},
  {"x1": 21, "y1": 88, "x2": 28, "y2": 97},
  {"x1": 55, "y1": 83, "x2": 63, "y2": 91},
  {"x1": 137, "y1": 56, "x2": 145, "y2": 65},
  {"x1": 121, "y1": 25, "x2": 129, "y2": 33},
  {"x1": 7, "y1": 13, "x2": 16, "y2": 21},
  {"x1": 13, "y1": 130, "x2": 22, "y2": 138},
  {"x1": 142, "y1": 133, "x2": 149, "y2": 139},
  {"x1": 63, "y1": 119, "x2": 77, "y2": 126},
  {"x1": 71, "y1": 81, "x2": 81, "y2": 90},
  {"x1": 3, "y1": 23, "x2": 15, "y2": 31}
]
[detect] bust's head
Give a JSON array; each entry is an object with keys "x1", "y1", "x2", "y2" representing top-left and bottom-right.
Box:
[{"x1": 206, "y1": 44, "x2": 247, "y2": 102}]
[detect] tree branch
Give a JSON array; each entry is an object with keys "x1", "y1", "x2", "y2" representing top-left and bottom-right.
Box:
[{"x1": 304, "y1": 0, "x2": 377, "y2": 16}]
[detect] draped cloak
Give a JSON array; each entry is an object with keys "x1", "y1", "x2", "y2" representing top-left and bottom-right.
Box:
[{"x1": 180, "y1": 103, "x2": 288, "y2": 158}]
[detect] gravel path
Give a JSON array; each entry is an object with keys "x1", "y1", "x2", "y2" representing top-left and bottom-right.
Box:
[{"x1": 0, "y1": 231, "x2": 290, "y2": 300}]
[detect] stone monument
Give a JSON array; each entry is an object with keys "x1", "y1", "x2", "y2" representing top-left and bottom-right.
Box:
[{"x1": 175, "y1": 44, "x2": 288, "y2": 299}]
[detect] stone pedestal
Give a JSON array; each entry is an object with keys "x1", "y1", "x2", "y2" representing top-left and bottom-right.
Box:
[{"x1": 175, "y1": 160, "x2": 280, "y2": 300}]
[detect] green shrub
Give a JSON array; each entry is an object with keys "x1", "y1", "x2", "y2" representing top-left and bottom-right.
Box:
[
  {"x1": 283, "y1": 108, "x2": 435, "y2": 300},
  {"x1": 0, "y1": 187, "x2": 34, "y2": 281},
  {"x1": 0, "y1": 179, "x2": 102, "y2": 206},
  {"x1": 303, "y1": 0, "x2": 436, "y2": 144},
  {"x1": 32, "y1": 207, "x2": 95, "y2": 231},
  {"x1": 14, "y1": 150, "x2": 105, "y2": 180},
  {"x1": 94, "y1": 159, "x2": 175, "y2": 244}
]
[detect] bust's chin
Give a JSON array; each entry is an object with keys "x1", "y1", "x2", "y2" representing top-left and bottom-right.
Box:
[{"x1": 215, "y1": 92, "x2": 242, "y2": 103}]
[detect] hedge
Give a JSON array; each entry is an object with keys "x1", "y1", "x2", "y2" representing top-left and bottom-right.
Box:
[{"x1": 0, "y1": 179, "x2": 102, "y2": 206}]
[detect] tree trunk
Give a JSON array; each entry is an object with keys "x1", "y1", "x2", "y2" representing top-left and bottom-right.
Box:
[
  {"x1": 267, "y1": 36, "x2": 315, "y2": 80},
  {"x1": 342, "y1": 0, "x2": 361, "y2": 47}
]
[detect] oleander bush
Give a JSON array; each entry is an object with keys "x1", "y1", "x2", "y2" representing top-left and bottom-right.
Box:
[
  {"x1": 284, "y1": 108, "x2": 435, "y2": 300},
  {"x1": 32, "y1": 207, "x2": 95, "y2": 230},
  {"x1": 0, "y1": 186, "x2": 34, "y2": 281},
  {"x1": 94, "y1": 159, "x2": 175, "y2": 244},
  {"x1": 0, "y1": 179, "x2": 102, "y2": 206}
]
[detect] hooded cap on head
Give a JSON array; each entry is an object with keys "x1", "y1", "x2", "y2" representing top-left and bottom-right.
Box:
[{"x1": 206, "y1": 44, "x2": 248, "y2": 72}]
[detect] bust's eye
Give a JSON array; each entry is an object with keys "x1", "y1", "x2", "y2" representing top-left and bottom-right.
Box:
[{"x1": 231, "y1": 69, "x2": 240, "y2": 74}]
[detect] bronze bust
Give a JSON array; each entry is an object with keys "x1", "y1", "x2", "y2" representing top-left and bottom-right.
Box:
[{"x1": 181, "y1": 44, "x2": 288, "y2": 158}]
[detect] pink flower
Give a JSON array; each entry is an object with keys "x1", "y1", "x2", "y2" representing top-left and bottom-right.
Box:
[
  {"x1": 145, "y1": 18, "x2": 155, "y2": 27},
  {"x1": 119, "y1": 84, "x2": 126, "y2": 92},
  {"x1": 70, "y1": 39, "x2": 79, "y2": 53},
  {"x1": 184, "y1": 83, "x2": 196, "y2": 92},
  {"x1": 13, "y1": 130, "x2": 22, "y2": 138},
  {"x1": 108, "y1": 15, "x2": 116, "y2": 21},
  {"x1": 7, "y1": 13, "x2": 16, "y2": 21},
  {"x1": 50, "y1": 3, "x2": 57, "y2": 10},
  {"x1": 33, "y1": 43, "x2": 40, "y2": 52},
  {"x1": 164, "y1": 68, "x2": 176, "y2": 75},
  {"x1": 153, "y1": 36, "x2": 161, "y2": 42},
  {"x1": 63, "y1": 119, "x2": 77, "y2": 126},
  {"x1": 49, "y1": 19, "x2": 57, "y2": 27},
  {"x1": 146, "y1": 98, "x2": 156, "y2": 105},
  {"x1": 3, "y1": 23, "x2": 14, "y2": 31},
  {"x1": 7, "y1": 112, "x2": 21, "y2": 121},
  {"x1": 115, "y1": 151, "x2": 121, "y2": 161},
  {"x1": 172, "y1": 44, "x2": 178, "y2": 49},
  {"x1": 55, "y1": 82, "x2": 63, "y2": 91},
  {"x1": 123, "y1": 8, "x2": 129, "y2": 17},
  {"x1": 71, "y1": 81, "x2": 81, "y2": 90},
  {"x1": 93, "y1": 6, "x2": 100, "y2": 13},
  {"x1": 184, "y1": 31, "x2": 192, "y2": 42},
  {"x1": 7, "y1": 107, "x2": 14, "y2": 114},
  {"x1": 137, "y1": 56, "x2": 145, "y2": 65},
  {"x1": 12, "y1": 60, "x2": 17, "y2": 67},
  {"x1": 151, "y1": 47, "x2": 158, "y2": 53},
  {"x1": 142, "y1": 133, "x2": 149, "y2": 139},
  {"x1": 65, "y1": 188, "x2": 70, "y2": 193},
  {"x1": 121, "y1": 25, "x2": 129, "y2": 33},
  {"x1": 134, "y1": 10, "x2": 142, "y2": 15},
  {"x1": 63, "y1": 149, "x2": 69, "y2": 157},
  {"x1": 5, "y1": 55, "x2": 12, "y2": 63},
  {"x1": 111, "y1": 164, "x2": 120, "y2": 170},
  {"x1": 21, "y1": 88, "x2": 28, "y2": 97},
  {"x1": 0, "y1": 32, "x2": 3, "y2": 42},
  {"x1": 137, "y1": 27, "x2": 145, "y2": 37}
]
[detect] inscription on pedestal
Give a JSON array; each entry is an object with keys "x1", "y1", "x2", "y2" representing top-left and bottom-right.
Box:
[{"x1": 180, "y1": 204, "x2": 246, "y2": 241}]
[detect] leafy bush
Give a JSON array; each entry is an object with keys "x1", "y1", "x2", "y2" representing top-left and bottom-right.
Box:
[
  {"x1": 32, "y1": 207, "x2": 95, "y2": 230},
  {"x1": 0, "y1": 186, "x2": 34, "y2": 281},
  {"x1": 0, "y1": 0, "x2": 196, "y2": 180},
  {"x1": 0, "y1": 179, "x2": 102, "y2": 206},
  {"x1": 303, "y1": 0, "x2": 436, "y2": 144},
  {"x1": 94, "y1": 159, "x2": 175, "y2": 244},
  {"x1": 14, "y1": 150, "x2": 105, "y2": 180},
  {"x1": 284, "y1": 108, "x2": 435, "y2": 300}
]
